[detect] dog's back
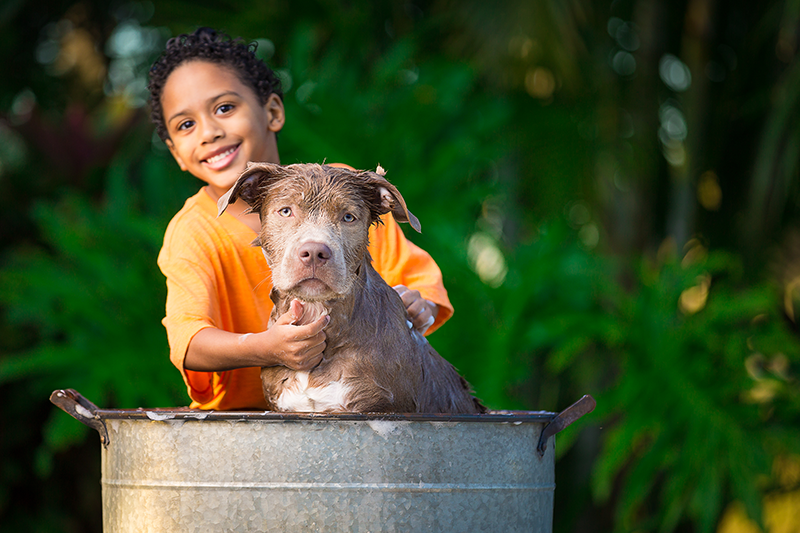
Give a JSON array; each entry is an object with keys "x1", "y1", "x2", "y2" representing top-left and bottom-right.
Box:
[{"x1": 218, "y1": 163, "x2": 485, "y2": 414}]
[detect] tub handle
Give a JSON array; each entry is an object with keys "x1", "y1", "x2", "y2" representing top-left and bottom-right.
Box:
[
  {"x1": 50, "y1": 389, "x2": 110, "y2": 448},
  {"x1": 537, "y1": 394, "x2": 596, "y2": 458}
]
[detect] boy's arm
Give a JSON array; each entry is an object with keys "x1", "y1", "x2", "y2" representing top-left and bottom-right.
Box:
[
  {"x1": 159, "y1": 217, "x2": 327, "y2": 380},
  {"x1": 184, "y1": 304, "x2": 329, "y2": 372}
]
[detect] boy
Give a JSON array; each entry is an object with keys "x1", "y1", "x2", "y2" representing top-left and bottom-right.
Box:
[{"x1": 148, "y1": 28, "x2": 453, "y2": 410}]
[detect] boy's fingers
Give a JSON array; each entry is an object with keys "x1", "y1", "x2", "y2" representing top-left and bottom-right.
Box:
[
  {"x1": 394, "y1": 285, "x2": 418, "y2": 310},
  {"x1": 394, "y1": 287, "x2": 430, "y2": 321},
  {"x1": 290, "y1": 315, "x2": 330, "y2": 341},
  {"x1": 393, "y1": 284, "x2": 409, "y2": 296},
  {"x1": 291, "y1": 335, "x2": 327, "y2": 370},
  {"x1": 406, "y1": 298, "x2": 425, "y2": 319},
  {"x1": 405, "y1": 299, "x2": 437, "y2": 332},
  {"x1": 308, "y1": 314, "x2": 331, "y2": 334},
  {"x1": 394, "y1": 286, "x2": 421, "y2": 310},
  {"x1": 392, "y1": 285, "x2": 437, "y2": 332}
]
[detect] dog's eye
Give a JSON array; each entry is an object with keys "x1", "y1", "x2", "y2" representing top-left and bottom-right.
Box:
[
  {"x1": 342, "y1": 213, "x2": 356, "y2": 223},
  {"x1": 279, "y1": 207, "x2": 293, "y2": 217}
]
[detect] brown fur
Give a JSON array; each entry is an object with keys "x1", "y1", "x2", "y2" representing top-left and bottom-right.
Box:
[{"x1": 218, "y1": 162, "x2": 485, "y2": 414}]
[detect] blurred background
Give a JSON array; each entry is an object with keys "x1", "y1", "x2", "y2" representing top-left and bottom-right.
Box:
[{"x1": 1, "y1": 0, "x2": 799, "y2": 531}]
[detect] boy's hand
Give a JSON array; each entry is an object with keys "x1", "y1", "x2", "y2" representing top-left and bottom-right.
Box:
[
  {"x1": 264, "y1": 302, "x2": 329, "y2": 370},
  {"x1": 393, "y1": 285, "x2": 438, "y2": 334}
]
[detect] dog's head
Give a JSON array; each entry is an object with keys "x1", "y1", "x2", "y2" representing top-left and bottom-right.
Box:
[{"x1": 218, "y1": 162, "x2": 420, "y2": 302}]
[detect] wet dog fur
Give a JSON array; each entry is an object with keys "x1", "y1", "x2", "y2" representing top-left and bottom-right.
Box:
[{"x1": 217, "y1": 162, "x2": 485, "y2": 414}]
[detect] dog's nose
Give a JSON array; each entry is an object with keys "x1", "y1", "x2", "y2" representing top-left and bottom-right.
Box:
[{"x1": 298, "y1": 242, "x2": 332, "y2": 267}]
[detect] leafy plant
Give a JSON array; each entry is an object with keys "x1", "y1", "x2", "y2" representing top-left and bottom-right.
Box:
[
  {"x1": 0, "y1": 160, "x2": 187, "y2": 471},
  {"x1": 587, "y1": 248, "x2": 800, "y2": 533}
]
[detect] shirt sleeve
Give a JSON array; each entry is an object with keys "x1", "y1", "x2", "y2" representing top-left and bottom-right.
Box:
[
  {"x1": 157, "y1": 216, "x2": 221, "y2": 405},
  {"x1": 368, "y1": 213, "x2": 454, "y2": 334}
]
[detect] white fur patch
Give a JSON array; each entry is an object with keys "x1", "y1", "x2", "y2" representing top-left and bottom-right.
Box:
[{"x1": 276, "y1": 371, "x2": 351, "y2": 412}]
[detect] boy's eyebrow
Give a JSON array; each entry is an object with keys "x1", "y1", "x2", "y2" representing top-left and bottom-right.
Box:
[{"x1": 167, "y1": 91, "x2": 244, "y2": 125}]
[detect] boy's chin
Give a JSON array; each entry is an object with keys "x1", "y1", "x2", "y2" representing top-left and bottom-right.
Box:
[
  {"x1": 205, "y1": 174, "x2": 244, "y2": 197},
  {"x1": 205, "y1": 181, "x2": 238, "y2": 200}
]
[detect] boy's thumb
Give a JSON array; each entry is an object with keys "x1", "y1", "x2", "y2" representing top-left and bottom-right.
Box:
[
  {"x1": 288, "y1": 299, "x2": 304, "y2": 324},
  {"x1": 274, "y1": 299, "x2": 304, "y2": 325}
]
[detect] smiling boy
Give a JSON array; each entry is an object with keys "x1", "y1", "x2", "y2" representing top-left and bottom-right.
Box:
[{"x1": 148, "y1": 28, "x2": 453, "y2": 409}]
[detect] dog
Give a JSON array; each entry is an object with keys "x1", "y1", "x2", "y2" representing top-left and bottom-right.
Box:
[{"x1": 217, "y1": 162, "x2": 485, "y2": 414}]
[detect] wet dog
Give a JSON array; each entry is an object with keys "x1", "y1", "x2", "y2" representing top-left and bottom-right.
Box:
[{"x1": 218, "y1": 162, "x2": 485, "y2": 414}]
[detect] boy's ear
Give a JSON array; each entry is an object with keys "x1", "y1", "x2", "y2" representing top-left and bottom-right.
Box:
[
  {"x1": 217, "y1": 162, "x2": 284, "y2": 217},
  {"x1": 265, "y1": 94, "x2": 285, "y2": 133},
  {"x1": 166, "y1": 139, "x2": 188, "y2": 171},
  {"x1": 357, "y1": 166, "x2": 421, "y2": 233}
]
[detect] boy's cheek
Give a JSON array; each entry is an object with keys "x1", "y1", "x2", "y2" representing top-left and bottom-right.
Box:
[{"x1": 166, "y1": 141, "x2": 189, "y2": 171}]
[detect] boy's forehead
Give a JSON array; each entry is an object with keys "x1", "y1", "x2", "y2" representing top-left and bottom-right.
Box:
[{"x1": 162, "y1": 60, "x2": 259, "y2": 109}]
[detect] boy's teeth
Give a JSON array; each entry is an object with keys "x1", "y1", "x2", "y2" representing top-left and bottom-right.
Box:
[{"x1": 206, "y1": 147, "x2": 235, "y2": 164}]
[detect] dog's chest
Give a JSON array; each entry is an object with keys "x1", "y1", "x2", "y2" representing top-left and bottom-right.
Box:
[{"x1": 273, "y1": 371, "x2": 351, "y2": 412}]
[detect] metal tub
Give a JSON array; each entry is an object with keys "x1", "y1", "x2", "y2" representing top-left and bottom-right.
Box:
[{"x1": 52, "y1": 389, "x2": 594, "y2": 533}]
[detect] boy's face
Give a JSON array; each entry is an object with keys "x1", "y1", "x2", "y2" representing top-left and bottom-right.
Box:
[{"x1": 161, "y1": 60, "x2": 285, "y2": 199}]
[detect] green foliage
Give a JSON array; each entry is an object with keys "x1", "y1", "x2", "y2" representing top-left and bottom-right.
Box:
[
  {"x1": 0, "y1": 160, "x2": 187, "y2": 472},
  {"x1": 588, "y1": 250, "x2": 800, "y2": 533},
  {"x1": 454, "y1": 219, "x2": 620, "y2": 410}
]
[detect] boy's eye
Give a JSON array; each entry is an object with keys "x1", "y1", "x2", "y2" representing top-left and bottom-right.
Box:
[
  {"x1": 279, "y1": 207, "x2": 292, "y2": 217},
  {"x1": 216, "y1": 104, "x2": 235, "y2": 115},
  {"x1": 342, "y1": 213, "x2": 356, "y2": 223},
  {"x1": 177, "y1": 119, "x2": 195, "y2": 131}
]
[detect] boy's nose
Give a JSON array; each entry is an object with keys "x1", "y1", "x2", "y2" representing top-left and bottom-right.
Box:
[{"x1": 201, "y1": 120, "x2": 224, "y2": 143}]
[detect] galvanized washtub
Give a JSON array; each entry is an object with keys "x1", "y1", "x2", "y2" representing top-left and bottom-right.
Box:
[{"x1": 51, "y1": 389, "x2": 594, "y2": 533}]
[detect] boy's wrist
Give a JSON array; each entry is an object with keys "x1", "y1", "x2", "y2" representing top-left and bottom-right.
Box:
[{"x1": 240, "y1": 329, "x2": 281, "y2": 368}]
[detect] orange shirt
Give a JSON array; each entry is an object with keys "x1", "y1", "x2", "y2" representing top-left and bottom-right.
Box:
[{"x1": 158, "y1": 188, "x2": 453, "y2": 410}]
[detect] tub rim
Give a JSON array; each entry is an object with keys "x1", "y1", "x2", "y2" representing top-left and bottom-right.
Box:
[{"x1": 50, "y1": 388, "x2": 595, "y2": 457}]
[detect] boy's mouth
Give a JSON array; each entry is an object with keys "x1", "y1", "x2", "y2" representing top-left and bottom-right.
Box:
[{"x1": 202, "y1": 144, "x2": 240, "y2": 170}]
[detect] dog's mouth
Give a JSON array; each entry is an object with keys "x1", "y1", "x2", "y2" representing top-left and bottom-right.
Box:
[
  {"x1": 299, "y1": 277, "x2": 328, "y2": 288},
  {"x1": 293, "y1": 277, "x2": 336, "y2": 299}
]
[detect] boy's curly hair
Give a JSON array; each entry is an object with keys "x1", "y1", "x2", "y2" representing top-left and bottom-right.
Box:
[{"x1": 148, "y1": 27, "x2": 283, "y2": 141}]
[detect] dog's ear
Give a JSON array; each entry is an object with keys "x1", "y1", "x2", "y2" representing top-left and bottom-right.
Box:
[
  {"x1": 358, "y1": 166, "x2": 421, "y2": 233},
  {"x1": 217, "y1": 162, "x2": 284, "y2": 218}
]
